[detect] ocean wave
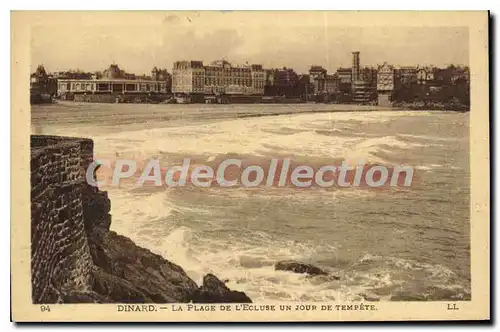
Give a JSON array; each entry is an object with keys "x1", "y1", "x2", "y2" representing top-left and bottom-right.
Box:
[
  {"x1": 346, "y1": 254, "x2": 470, "y2": 301},
  {"x1": 342, "y1": 135, "x2": 424, "y2": 164},
  {"x1": 398, "y1": 133, "x2": 460, "y2": 142},
  {"x1": 415, "y1": 165, "x2": 440, "y2": 171},
  {"x1": 87, "y1": 111, "x2": 429, "y2": 163}
]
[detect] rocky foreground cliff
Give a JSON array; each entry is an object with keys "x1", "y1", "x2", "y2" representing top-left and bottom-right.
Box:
[{"x1": 30, "y1": 135, "x2": 251, "y2": 304}]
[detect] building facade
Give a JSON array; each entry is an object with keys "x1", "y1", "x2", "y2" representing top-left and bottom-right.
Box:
[
  {"x1": 352, "y1": 80, "x2": 376, "y2": 104},
  {"x1": 377, "y1": 62, "x2": 395, "y2": 91},
  {"x1": 325, "y1": 74, "x2": 339, "y2": 95},
  {"x1": 265, "y1": 67, "x2": 300, "y2": 96},
  {"x1": 30, "y1": 64, "x2": 58, "y2": 103},
  {"x1": 336, "y1": 67, "x2": 352, "y2": 85},
  {"x1": 57, "y1": 79, "x2": 170, "y2": 96},
  {"x1": 250, "y1": 64, "x2": 266, "y2": 95},
  {"x1": 172, "y1": 60, "x2": 265, "y2": 95},
  {"x1": 309, "y1": 65, "x2": 327, "y2": 95},
  {"x1": 172, "y1": 61, "x2": 205, "y2": 94},
  {"x1": 360, "y1": 67, "x2": 378, "y2": 87},
  {"x1": 416, "y1": 66, "x2": 435, "y2": 85},
  {"x1": 377, "y1": 62, "x2": 395, "y2": 106},
  {"x1": 151, "y1": 67, "x2": 172, "y2": 93},
  {"x1": 395, "y1": 66, "x2": 418, "y2": 86},
  {"x1": 450, "y1": 66, "x2": 470, "y2": 85},
  {"x1": 30, "y1": 65, "x2": 56, "y2": 95}
]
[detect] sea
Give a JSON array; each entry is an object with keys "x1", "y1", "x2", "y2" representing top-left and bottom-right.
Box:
[{"x1": 31, "y1": 102, "x2": 471, "y2": 302}]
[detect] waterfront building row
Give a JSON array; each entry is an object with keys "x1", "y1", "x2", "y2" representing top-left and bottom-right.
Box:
[
  {"x1": 33, "y1": 55, "x2": 469, "y2": 106},
  {"x1": 306, "y1": 52, "x2": 469, "y2": 106}
]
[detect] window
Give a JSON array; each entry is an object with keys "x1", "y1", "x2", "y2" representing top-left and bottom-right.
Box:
[
  {"x1": 112, "y1": 83, "x2": 123, "y2": 93},
  {"x1": 97, "y1": 83, "x2": 108, "y2": 91}
]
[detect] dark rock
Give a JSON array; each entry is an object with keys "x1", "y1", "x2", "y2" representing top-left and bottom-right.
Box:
[
  {"x1": 90, "y1": 267, "x2": 152, "y2": 303},
  {"x1": 62, "y1": 289, "x2": 115, "y2": 303},
  {"x1": 359, "y1": 292, "x2": 380, "y2": 302},
  {"x1": 88, "y1": 231, "x2": 198, "y2": 303},
  {"x1": 275, "y1": 260, "x2": 328, "y2": 276},
  {"x1": 191, "y1": 274, "x2": 252, "y2": 303}
]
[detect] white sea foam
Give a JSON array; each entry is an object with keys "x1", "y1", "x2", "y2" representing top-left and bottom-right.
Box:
[{"x1": 90, "y1": 113, "x2": 423, "y2": 167}]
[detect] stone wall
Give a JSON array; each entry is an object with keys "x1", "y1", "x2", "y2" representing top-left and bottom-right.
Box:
[{"x1": 31, "y1": 135, "x2": 96, "y2": 303}]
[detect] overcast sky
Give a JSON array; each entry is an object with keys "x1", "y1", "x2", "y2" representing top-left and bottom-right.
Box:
[{"x1": 30, "y1": 12, "x2": 469, "y2": 75}]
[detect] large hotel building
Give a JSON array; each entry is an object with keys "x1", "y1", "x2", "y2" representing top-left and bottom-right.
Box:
[{"x1": 172, "y1": 60, "x2": 266, "y2": 96}]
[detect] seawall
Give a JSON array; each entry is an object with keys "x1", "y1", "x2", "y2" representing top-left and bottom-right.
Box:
[
  {"x1": 31, "y1": 136, "x2": 95, "y2": 303},
  {"x1": 30, "y1": 135, "x2": 252, "y2": 304}
]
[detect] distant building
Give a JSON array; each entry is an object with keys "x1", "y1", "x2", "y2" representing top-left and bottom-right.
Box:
[
  {"x1": 30, "y1": 64, "x2": 48, "y2": 88},
  {"x1": 450, "y1": 66, "x2": 470, "y2": 85},
  {"x1": 352, "y1": 80, "x2": 376, "y2": 104},
  {"x1": 353, "y1": 76, "x2": 376, "y2": 104},
  {"x1": 325, "y1": 74, "x2": 339, "y2": 95},
  {"x1": 151, "y1": 67, "x2": 172, "y2": 93},
  {"x1": 56, "y1": 64, "x2": 170, "y2": 97},
  {"x1": 275, "y1": 67, "x2": 299, "y2": 89},
  {"x1": 395, "y1": 66, "x2": 418, "y2": 86},
  {"x1": 361, "y1": 67, "x2": 378, "y2": 87},
  {"x1": 172, "y1": 60, "x2": 205, "y2": 94},
  {"x1": 431, "y1": 65, "x2": 469, "y2": 87},
  {"x1": 416, "y1": 66, "x2": 435, "y2": 85},
  {"x1": 377, "y1": 62, "x2": 395, "y2": 91},
  {"x1": 336, "y1": 67, "x2": 352, "y2": 85},
  {"x1": 391, "y1": 66, "x2": 419, "y2": 102},
  {"x1": 296, "y1": 74, "x2": 311, "y2": 99},
  {"x1": 347, "y1": 52, "x2": 376, "y2": 104},
  {"x1": 173, "y1": 60, "x2": 265, "y2": 95},
  {"x1": 250, "y1": 64, "x2": 266, "y2": 95},
  {"x1": 103, "y1": 64, "x2": 124, "y2": 79},
  {"x1": 335, "y1": 67, "x2": 353, "y2": 101},
  {"x1": 309, "y1": 65, "x2": 327, "y2": 94},
  {"x1": 377, "y1": 62, "x2": 395, "y2": 106},
  {"x1": 265, "y1": 69, "x2": 276, "y2": 87},
  {"x1": 265, "y1": 67, "x2": 299, "y2": 96},
  {"x1": 30, "y1": 64, "x2": 57, "y2": 97},
  {"x1": 57, "y1": 79, "x2": 169, "y2": 96}
]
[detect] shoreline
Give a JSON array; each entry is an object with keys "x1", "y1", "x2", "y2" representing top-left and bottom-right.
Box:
[{"x1": 43, "y1": 99, "x2": 470, "y2": 114}]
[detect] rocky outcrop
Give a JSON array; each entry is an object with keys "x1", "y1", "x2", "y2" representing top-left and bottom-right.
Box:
[
  {"x1": 275, "y1": 260, "x2": 328, "y2": 276},
  {"x1": 86, "y1": 229, "x2": 199, "y2": 303},
  {"x1": 31, "y1": 135, "x2": 251, "y2": 304},
  {"x1": 191, "y1": 274, "x2": 252, "y2": 303}
]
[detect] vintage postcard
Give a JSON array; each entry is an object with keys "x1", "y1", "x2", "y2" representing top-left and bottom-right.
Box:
[{"x1": 11, "y1": 11, "x2": 489, "y2": 322}]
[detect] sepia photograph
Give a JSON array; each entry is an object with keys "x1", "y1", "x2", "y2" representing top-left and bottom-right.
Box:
[{"x1": 11, "y1": 10, "x2": 489, "y2": 322}]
